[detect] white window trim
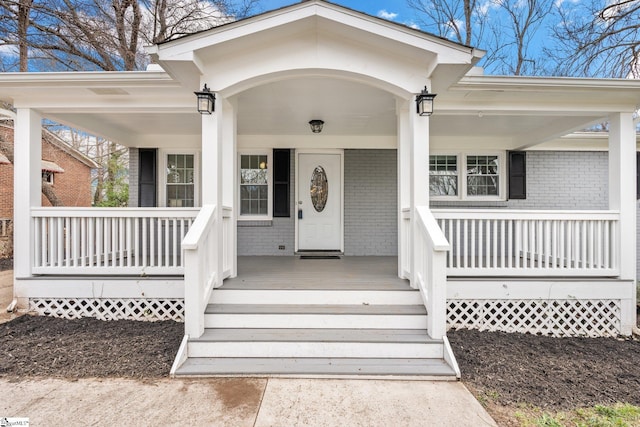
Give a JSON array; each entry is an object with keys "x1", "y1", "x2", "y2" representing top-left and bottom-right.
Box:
[
  {"x1": 238, "y1": 150, "x2": 273, "y2": 221},
  {"x1": 430, "y1": 151, "x2": 506, "y2": 201},
  {"x1": 158, "y1": 149, "x2": 201, "y2": 208}
]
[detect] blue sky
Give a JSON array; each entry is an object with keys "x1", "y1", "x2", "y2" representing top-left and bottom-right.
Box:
[{"x1": 258, "y1": 1, "x2": 418, "y2": 28}]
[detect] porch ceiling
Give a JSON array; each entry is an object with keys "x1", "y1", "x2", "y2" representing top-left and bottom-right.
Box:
[{"x1": 235, "y1": 77, "x2": 397, "y2": 136}]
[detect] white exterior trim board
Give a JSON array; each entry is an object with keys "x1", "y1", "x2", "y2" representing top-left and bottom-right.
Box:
[
  {"x1": 447, "y1": 279, "x2": 634, "y2": 300},
  {"x1": 14, "y1": 277, "x2": 184, "y2": 299}
]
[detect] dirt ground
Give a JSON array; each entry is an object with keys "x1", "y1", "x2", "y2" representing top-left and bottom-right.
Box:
[
  {"x1": 0, "y1": 315, "x2": 183, "y2": 378},
  {"x1": 448, "y1": 328, "x2": 640, "y2": 410}
]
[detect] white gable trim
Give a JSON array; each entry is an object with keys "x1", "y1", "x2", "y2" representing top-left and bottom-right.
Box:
[{"x1": 152, "y1": 1, "x2": 482, "y2": 65}]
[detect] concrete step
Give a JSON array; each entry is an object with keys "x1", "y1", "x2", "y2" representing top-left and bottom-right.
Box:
[
  {"x1": 174, "y1": 357, "x2": 457, "y2": 378},
  {"x1": 188, "y1": 328, "x2": 442, "y2": 358},
  {"x1": 204, "y1": 304, "x2": 428, "y2": 329},
  {"x1": 210, "y1": 289, "x2": 423, "y2": 305}
]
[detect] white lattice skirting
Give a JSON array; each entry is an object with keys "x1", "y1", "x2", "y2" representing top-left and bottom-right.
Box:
[
  {"x1": 447, "y1": 299, "x2": 622, "y2": 337},
  {"x1": 29, "y1": 298, "x2": 185, "y2": 322}
]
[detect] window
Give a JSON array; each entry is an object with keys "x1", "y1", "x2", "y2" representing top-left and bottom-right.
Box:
[
  {"x1": 239, "y1": 152, "x2": 272, "y2": 218},
  {"x1": 42, "y1": 171, "x2": 54, "y2": 184},
  {"x1": 166, "y1": 154, "x2": 195, "y2": 207},
  {"x1": 429, "y1": 155, "x2": 458, "y2": 196},
  {"x1": 429, "y1": 153, "x2": 504, "y2": 200},
  {"x1": 466, "y1": 155, "x2": 499, "y2": 196}
]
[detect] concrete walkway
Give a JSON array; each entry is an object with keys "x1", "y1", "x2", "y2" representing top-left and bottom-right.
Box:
[{"x1": 0, "y1": 377, "x2": 496, "y2": 426}]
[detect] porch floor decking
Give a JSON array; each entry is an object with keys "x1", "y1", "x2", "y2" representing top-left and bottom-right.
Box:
[{"x1": 223, "y1": 256, "x2": 411, "y2": 290}]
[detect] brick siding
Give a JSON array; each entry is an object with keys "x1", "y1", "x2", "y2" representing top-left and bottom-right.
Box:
[{"x1": 344, "y1": 149, "x2": 398, "y2": 256}]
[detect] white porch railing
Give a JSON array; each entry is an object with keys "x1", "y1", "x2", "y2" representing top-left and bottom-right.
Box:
[
  {"x1": 183, "y1": 205, "x2": 233, "y2": 338},
  {"x1": 31, "y1": 207, "x2": 198, "y2": 275},
  {"x1": 432, "y1": 209, "x2": 620, "y2": 277},
  {"x1": 414, "y1": 207, "x2": 450, "y2": 340}
]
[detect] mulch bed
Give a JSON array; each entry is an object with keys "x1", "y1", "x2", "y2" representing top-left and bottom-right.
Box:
[
  {"x1": 448, "y1": 328, "x2": 640, "y2": 410},
  {"x1": 1, "y1": 313, "x2": 639, "y2": 412},
  {"x1": 0, "y1": 315, "x2": 183, "y2": 379}
]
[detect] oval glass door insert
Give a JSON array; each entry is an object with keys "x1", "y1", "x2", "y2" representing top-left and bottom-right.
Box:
[{"x1": 310, "y1": 166, "x2": 328, "y2": 212}]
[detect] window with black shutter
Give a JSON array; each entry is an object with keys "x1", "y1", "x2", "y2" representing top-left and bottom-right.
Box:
[
  {"x1": 138, "y1": 148, "x2": 157, "y2": 207},
  {"x1": 508, "y1": 151, "x2": 526, "y2": 200}
]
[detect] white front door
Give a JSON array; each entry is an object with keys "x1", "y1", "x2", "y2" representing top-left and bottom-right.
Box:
[{"x1": 297, "y1": 152, "x2": 343, "y2": 251}]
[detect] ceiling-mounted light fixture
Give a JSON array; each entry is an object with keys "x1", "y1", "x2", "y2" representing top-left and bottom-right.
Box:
[
  {"x1": 309, "y1": 119, "x2": 324, "y2": 133},
  {"x1": 194, "y1": 84, "x2": 215, "y2": 114},
  {"x1": 416, "y1": 86, "x2": 437, "y2": 116}
]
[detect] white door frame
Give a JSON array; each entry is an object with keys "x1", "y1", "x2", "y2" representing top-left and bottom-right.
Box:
[{"x1": 294, "y1": 149, "x2": 345, "y2": 253}]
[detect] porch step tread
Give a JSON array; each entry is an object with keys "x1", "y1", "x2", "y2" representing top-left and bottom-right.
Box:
[
  {"x1": 205, "y1": 304, "x2": 427, "y2": 315},
  {"x1": 192, "y1": 328, "x2": 438, "y2": 343},
  {"x1": 175, "y1": 357, "x2": 456, "y2": 377},
  {"x1": 220, "y1": 280, "x2": 415, "y2": 291}
]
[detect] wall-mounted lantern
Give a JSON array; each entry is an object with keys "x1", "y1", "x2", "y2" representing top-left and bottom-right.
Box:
[
  {"x1": 416, "y1": 86, "x2": 437, "y2": 116},
  {"x1": 195, "y1": 84, "x2": 216, "y2": 114}
]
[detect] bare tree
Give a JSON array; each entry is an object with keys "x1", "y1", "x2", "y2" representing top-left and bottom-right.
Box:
[
  {"x1": 0, "y1": 0, "x2": 263, "y2": 71},
  {"x1": 407, "y1": 0, "x2": 552, "y2": 75},
  {"x1": 486, "y1": 0, "x2": 553, "y2": 76},
  {"x1": 407, "y1": 0, "x2": 483, "y2": 46},
  {"x1": 551, "y1": 0, "x2": 640, "y2": 78},
  {"x1": 17, "y1": 0, "x2": 32, "y2": 72}
]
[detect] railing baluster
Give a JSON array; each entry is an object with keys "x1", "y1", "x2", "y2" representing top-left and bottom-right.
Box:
[
  {"x1": 604, "y1": 221, "x2": 610, "y2": 269},
  {"x1": 470, "y1": 220, "x2": 476, "y2": 269},
  {"x1": 492, "y1": 219, "x2": 498, "y2": 269},
  {"x1": 485, "y1": 220, "x2": 491, "y2": 268},
  {"x1": 589, "y1": 220, "x2": 595, "y2": 269},
  {"x1": 507, "y1": 220, "x2": 513, "y2": 269},
  {"x1": 500, "y1": 220, "x2": 505, "y2": 268},
  {"x1": 171, "y1": 218, "x2": 177, "y2": 267},
  {"x1": 580, "y1": 221, "x2": 589, "y2": 268},
  {"x1": 463, "y1": 219, "x2": 468, "y2": 269},
  {"x1": 477, "y1": 220, "x2": 483, "y2": 268},
  {"x1": 455, "y1": 219, "x2": 460, "y2": 268}
]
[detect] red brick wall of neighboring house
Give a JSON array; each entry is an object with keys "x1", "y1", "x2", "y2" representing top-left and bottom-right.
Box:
[
  {"x1": 0, "y1": 125, "x2": 16, "y2": 220},
  {"x1": 0, "y1": 124, "x2": 93, "y2": 216},
  {"x1": 39, "y1": 136, "x2": 93, "y2": 208}
]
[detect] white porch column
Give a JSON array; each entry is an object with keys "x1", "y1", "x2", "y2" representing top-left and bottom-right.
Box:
[
  {"x1": 397, "y1": 94, "x2": 431, "y2": 285},
  {"x1": 221, "y1": 97, "x2": 237, "y2": 278},
  {"x1": 608, "y1": 112, "x2": 636, "y2": 335},
  {"x1": 397, "y1": 100, "x2": 411, "y2": 279},
  {"x1": 14, "y1": 108, "x2": 42, "y2": 280},
  {"x1": 201, "y1": 95, "x2": 224, "y2": 287},
  {"x1": 409, "y1": 96, "x2": 430, "y2": 286}
]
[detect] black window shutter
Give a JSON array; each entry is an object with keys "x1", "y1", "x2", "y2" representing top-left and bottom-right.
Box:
[
  {"x1": 508, "y1": 151, "x2": 526, "y2": 200},
  {"x1": 273, "y1": 149, "x2": 290, "y2": 217},
  {"x1": 138, "y1": 148, "x2": 157, "y2": 207},
  {"x1": 637, "y1": 152, "x2": 640, "y2": 200}
]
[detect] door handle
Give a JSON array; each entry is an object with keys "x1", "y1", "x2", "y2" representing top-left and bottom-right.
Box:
[{"x1": 298, "y1": 209, "x2": 303, "y2": 219}]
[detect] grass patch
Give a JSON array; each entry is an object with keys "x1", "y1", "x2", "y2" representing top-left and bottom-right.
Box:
[{"x1": 516, "y1": 404, "x2": 640, "y2": 427}]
